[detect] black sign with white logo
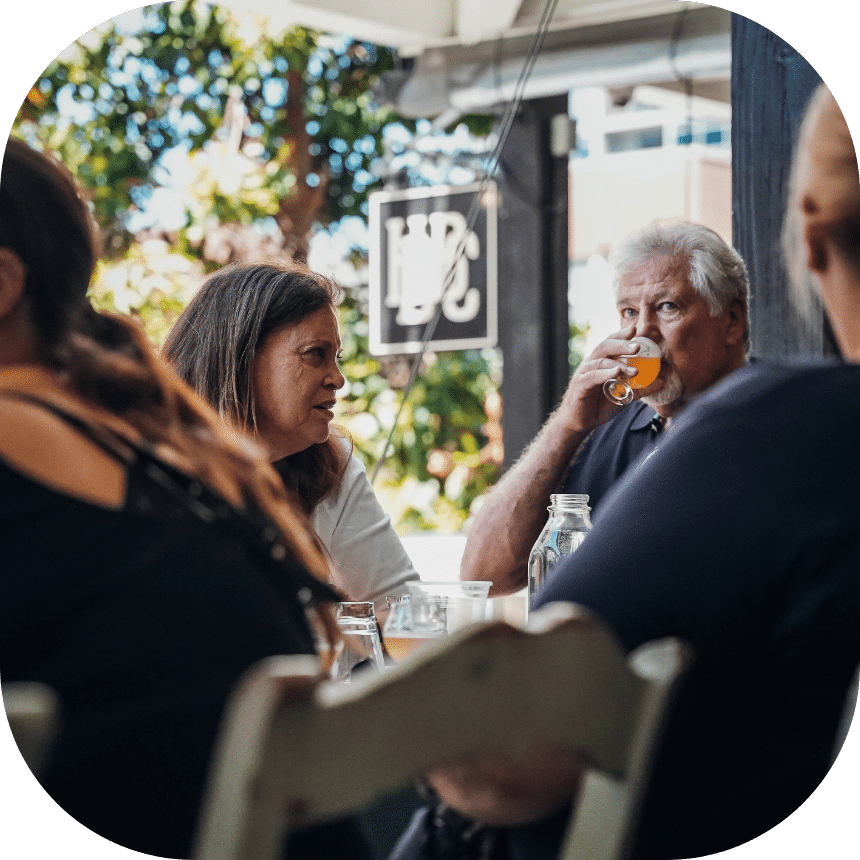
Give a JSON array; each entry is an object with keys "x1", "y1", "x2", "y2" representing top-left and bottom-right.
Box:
[{"x1": 368, "y1": 181, "x2": 498, "y2": 355}]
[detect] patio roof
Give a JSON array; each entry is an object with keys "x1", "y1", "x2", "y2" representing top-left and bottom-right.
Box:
[{"x1": 222, "y1": 1, "x2": 730, "y2": 119}]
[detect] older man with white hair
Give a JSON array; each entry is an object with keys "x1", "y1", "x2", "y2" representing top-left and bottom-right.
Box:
[
  {"x1": 461, "y1": 219, "x2": 751, "y2": 595},
  {"x1": 397, "y1": 86, "x2": 860, "y2": 860}
]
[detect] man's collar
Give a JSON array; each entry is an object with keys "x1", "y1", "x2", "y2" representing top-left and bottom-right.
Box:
[
  {"x1": 626, "y1": 358, "x2": 753, "y2": 436},
  {"x1": 629, "y1": 403, "x2": 663, "y2": 432}
]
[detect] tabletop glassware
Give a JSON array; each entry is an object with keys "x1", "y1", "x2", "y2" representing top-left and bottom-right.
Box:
[
  {"x1": 528, "y1": 494, "x2": 592, "y2": 603},
  {"x1": 330, "y1": 601, "x2": 385, "y2": 682},
  {"x1": 381, "y1": 581, "x2": 491, "y2": 662},
  {"x1": 603, "y1": 336, "x2": 661, "y2": 405}
]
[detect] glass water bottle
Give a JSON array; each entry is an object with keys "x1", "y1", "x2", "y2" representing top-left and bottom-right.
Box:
[{"x1": 527, "y1": 494, "x2": 592, "y2": 602}]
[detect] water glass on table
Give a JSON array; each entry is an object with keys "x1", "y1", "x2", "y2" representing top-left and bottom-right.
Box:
[
  {"x1": 381, "y1": 581, "x2": 491, "y2": 662},
  {"x1": 331, "y1": 601, "x2": 385, "y2": 682}
]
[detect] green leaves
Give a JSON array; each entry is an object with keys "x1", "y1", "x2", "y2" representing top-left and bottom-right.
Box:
[
  {"x1": 14, "y1": 1, "x2": 398, "y2": 254},
  {"x1": 11, "y1": 0, "x2": 502, "y2": 533},
  {"x1": 336, "y1": 292, "x2": 502, "y2": 532}
]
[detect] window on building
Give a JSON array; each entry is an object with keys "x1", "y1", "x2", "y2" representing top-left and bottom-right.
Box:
[{"x1": 605, "y1": 126, "x2": 663, "y2": 153}]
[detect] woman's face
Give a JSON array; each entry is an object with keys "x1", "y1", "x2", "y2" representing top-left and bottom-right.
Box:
[{"x1": 251, "y1": 305, "x2": 345, "y2": 460}]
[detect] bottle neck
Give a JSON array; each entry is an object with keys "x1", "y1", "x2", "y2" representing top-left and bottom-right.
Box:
[{"x1": 549, "y1": 493, "x2": 591, "y2": 516}]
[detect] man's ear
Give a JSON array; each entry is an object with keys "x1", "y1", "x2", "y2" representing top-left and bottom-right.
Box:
[
  {"x1": 0, "y1": 248, "x2": 27, "y2": 320},
  {"x1": 805, "y1": 225, "x2": 829, "y2": 274},
  {"x1": 725, "y1": 297, "x2": 746, "y2": 346}
]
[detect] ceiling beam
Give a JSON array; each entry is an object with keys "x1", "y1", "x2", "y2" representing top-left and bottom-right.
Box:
[{"x1": 389, "y1": 7, "x2": 731, "y2": 117}]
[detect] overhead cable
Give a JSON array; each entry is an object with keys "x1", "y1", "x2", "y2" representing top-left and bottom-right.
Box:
[{"x1": 370, "y1": 0, "x2": 561, "y2": 483}]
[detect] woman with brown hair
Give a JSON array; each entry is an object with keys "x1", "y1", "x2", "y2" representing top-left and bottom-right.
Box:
[
  {"x1": 0, "y1": 137, "x2": 371, "y2": 859},
  {"x1": 163, "y1": 262, "x2": 419, "y2": 613}
]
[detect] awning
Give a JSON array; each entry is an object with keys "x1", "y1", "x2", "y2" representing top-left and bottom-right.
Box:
[
  {"x1": 224, "y1": 1, "x2": 731, "y2": 118},
  {"x1": 391, "y1": 7, "x2": 731, "y2": 117}
]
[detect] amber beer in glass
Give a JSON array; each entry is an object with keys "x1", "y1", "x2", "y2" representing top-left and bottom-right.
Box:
[
  {"x1": 626, "y1": 354, "x2": 661, "y2": 389},
  {"x1": 603, "y1": 336, "x2": 661, "y2": 405},
  {"x1": 382, "y1": 634, "x2": 437, "y2": 662},
  {"x1": 382, "y1": 582, "x2": 490, "y2": 662}
]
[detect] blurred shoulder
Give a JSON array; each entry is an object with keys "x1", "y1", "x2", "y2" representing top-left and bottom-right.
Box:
[
  {"x1": 678, "y1": 358, "x2": 860, "y2": 435},
  {"x1": 0, "y1": 378, "x2": 127, "y2": 508}
]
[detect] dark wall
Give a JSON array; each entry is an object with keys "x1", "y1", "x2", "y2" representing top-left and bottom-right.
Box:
[{"x1": 731, "y1": 13, "x2": 837, "y2": 359}]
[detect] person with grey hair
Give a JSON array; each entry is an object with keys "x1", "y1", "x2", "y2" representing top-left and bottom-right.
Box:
[
  {"x1": 461, "y1": 218, "x2": 750, "y2": 595},
  {"x1": 395, "y1": 83, "x2": 860, "y2": 860}
]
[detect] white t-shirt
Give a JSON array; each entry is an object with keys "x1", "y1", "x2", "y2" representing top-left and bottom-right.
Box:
[{"x1": 311, "y1": 446, "x2": 420, "y2": 611}]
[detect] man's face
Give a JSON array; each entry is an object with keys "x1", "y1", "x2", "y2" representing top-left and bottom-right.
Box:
[{"x1": 615, "y1": 255, "x2": 742, "y2": 416}]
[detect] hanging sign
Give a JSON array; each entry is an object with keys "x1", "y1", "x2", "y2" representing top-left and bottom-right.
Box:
[{"x1": 368, "y1": 181, "x2": 498, "y2": 355}]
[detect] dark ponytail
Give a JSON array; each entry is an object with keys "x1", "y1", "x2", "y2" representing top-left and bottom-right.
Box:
[{"x1": 0, "y1": 138, "x2": 99, "y2": 355}]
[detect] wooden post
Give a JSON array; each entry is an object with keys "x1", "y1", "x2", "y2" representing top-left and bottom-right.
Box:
[
  {"x1": 731, "y1": 13, "x2": 838, "y2": 359},
  {"x1": 496, "y1": 94, "x2": 571, "y2": 469}
]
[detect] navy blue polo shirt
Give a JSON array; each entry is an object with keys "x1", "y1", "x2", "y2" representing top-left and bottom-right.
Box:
[
  {"x1": 560, "y1": 402, "x2": 664, "y2": 521},
  {"x1": 536, "y1": 361, "x2": 860, "y2": 859}
]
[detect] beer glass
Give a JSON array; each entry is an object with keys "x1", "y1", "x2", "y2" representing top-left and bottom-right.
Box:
[
  {"x1": 381, "y1": 581, "x2": 490, "y2": 662},
  {"x1": 603, "y1": 336, "x2": 661, "y2": 405},
  {"x1": 330, "y1": 601, "x2": 385, "y2": 682}
]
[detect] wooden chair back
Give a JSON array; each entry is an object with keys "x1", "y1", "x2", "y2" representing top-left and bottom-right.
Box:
[
  {"x1": 2, "y1": 681, "x2": 60, "y2": 776},
  {"x1": 192, "y1": 602, "x2": 692, "y2": 860}
]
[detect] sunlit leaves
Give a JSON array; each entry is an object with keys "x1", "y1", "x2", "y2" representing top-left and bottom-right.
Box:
[
  {"x1": 13, "y1": 0, "x2": 400, "y2": 252},
  {"x1": 11, "y1": 0, "x2": 502, "y2": 533}
]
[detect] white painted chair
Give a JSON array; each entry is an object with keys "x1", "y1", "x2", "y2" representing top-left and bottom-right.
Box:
[
  {"x1": 2, "y1": 680, "x2": 60, "y2": 776},
  {"x1": 831, "y1": 665, "x2": 859, "y2": 765},
  {"x1": 192, "y1": 602, "x2": 692, "y2": 860}
]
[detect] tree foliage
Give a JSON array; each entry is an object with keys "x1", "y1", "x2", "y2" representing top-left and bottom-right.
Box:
[
  {"x1": 337, "y1": 290, "x2": 503, "y2": 533},
  {"x1": 11, "y1": 0, "x2": 505, "y2": 533},
  {"x1": 17, "y1": 0, "x2": 403, "y2": 260}
]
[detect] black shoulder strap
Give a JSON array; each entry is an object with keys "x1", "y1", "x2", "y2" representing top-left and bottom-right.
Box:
[{"x1": 0, "y1": 388, "x2": 224, "y2": 521}]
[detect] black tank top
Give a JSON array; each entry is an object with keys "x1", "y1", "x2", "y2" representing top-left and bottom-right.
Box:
[{"x1": 0, "y1": 390, "x2": 344, "y2": 857}]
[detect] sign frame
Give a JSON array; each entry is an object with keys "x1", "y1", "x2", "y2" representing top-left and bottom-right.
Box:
[{"x1": 368, "y1": 181, "x2": 499, "y2": 356}]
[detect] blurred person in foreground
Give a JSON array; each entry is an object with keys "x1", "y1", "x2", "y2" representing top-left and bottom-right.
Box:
[
  {"x1": 0, "y1": 138, "x2": 374, "y2": 859},
  {"x1": 461, "y1": 219, "x2": 751, "y2": 596},
  {"x1": 163, "y1": 262, "x2": 419, "y2": 617},
  {"x1": 396, "y1": 83, "x2": 860, "y2": 860}
]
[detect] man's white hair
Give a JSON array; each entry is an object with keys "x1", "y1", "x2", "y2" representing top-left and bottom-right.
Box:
[{"x1": 610, "y1": 219, "x2": 752, "y2": 353}]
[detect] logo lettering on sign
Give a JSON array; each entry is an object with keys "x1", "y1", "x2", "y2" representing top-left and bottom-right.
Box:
[{"x1": 383, "y1": 210, "x2": 481, "y2": 327}]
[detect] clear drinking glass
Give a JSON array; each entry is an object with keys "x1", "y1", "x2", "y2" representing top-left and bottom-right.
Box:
[
  {"x1": 381, "y1": 581, "x2": 491, "y2": 662},
  {"x1": 602, "y1": 336, "x2": 662, "y2": 405},
  {"x1": 331, "y1": 601, "x2": 385, "y2": 682}
]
